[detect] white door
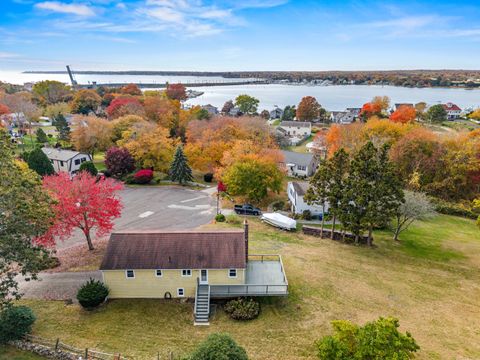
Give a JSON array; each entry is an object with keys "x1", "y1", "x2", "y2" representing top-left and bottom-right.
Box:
[{"x1": 200, "y1": 269, "x2": 208, "y2": 284}]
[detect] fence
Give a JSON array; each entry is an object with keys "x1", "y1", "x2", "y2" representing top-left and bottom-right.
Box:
[{"x1": 24, "y1": 334, "x2": 128, "y2": 360}]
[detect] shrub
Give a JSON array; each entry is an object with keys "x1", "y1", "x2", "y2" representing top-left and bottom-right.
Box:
[
  {"x1": 224, "y1": 298, "x2": 260, "y2": 321},
  {"x1": 105, "y1": 147, "x2": 135, "y2": 177},
  {"x1": 215, "y1": 213, "x2": 226, "y2": 222},
  {"x1": 189, "y1": 333, "x2": 248, "y2": 360},
  {"x1": 0, "y1": 306, "x2": 36, "y2": 343},
  {"x1": 302, "y1": 210, "x2": 312, "y2": 220},
  {"x1": 271, "y1": 200, "x2": 285, "y2": 211},
  {"x1": 430, "y1": 198, "x2": 478, "y2": 219},
  {"x1": 133, "y1": 169, "x2": 154, "y2": 184},
  {"x1": 76, "y1": 278, "x2": 109, "y2": 309},
  {"x1": 316, "y1": 317, "x2": 419, "y2": 360},
  {"x1": 79, "y1": 161, "x2": 98, "y2": 176},
  {"x1": 203, "y1": 173, "x2": 214, "y2": 183},
  {"x1": 124, "y1": 173, "x2": 135, "y2": 184},
  {"x1": 226, "y1": 214, "x2": 241, "y2": 225}
]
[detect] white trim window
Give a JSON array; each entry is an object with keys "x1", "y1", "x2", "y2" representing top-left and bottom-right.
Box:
[
  {"x1": 177, "y1": 288, "x2": 185, "y2": 297},
  {"x1": 228, "y1": 269, "x2": 237, "y2": 278},
  {"x1": 155, "y1": 269, "x2": 163, "y2": 277},
  {"x1": 125, "y1": 269, "x2": 135, "y2": 279},
  {"x1": 181, "y1": 269, "x2": 192, "y2": 277}
]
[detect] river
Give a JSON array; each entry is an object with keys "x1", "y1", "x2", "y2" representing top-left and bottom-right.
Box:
[{"x1": 1, "y1": 71, "x2": 479, "y2": 111}]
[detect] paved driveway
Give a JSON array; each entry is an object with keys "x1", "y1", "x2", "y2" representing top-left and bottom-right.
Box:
[
  {"x1": 58, "y1": 186, "x2": 216, "y2": 249},
  {"x1": 18, "y1": 271, "x2": 102, "y2": 300}
]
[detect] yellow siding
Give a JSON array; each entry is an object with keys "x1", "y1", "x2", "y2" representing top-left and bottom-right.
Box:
[{"x1": 103, "y1": 269, "x2": 245, "y2": 299}]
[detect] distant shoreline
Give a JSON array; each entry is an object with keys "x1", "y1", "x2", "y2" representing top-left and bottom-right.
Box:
[{"x1": 23, "y1": 70, "x2": 480, "y2": 89}]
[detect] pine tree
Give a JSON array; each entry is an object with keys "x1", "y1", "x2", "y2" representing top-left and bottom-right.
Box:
[
  {"x1": 53, "y1": 114, "x2": 71, "y2": 142},
  {"x1": 35, "y1": 128, "x2": 48, "y2": 144},
  {"x1": 305, "y1": 159, "x2": 330, "y2": 237},
  {"x1": 169, "y1": 145, "x2": 194, "y2": 185},
  {"x1": 26, "y1": 147, "x2": 55, "y2": 176},
  {"x1": 326, "y1": 149, "x2": 349, "y2": 239}
]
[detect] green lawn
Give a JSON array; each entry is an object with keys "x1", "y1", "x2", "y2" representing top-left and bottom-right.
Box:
[
  {"x1": 93, "y1": 152, "x2": 106, "y2": 171},
  {"x1": 286, "y1": 134, "x2": 314, "y2": 153},
  {"x1": 0, "y1": 346, "x2": 45, "y2": 360},
  {"x1": 20, "y1": 215, "x2": 480, "y2": 359}
]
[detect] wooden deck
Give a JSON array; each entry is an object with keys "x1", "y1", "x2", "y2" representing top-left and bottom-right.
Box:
[{"x1": 210, "y1": 255, "x2": 288, "y2": 297}]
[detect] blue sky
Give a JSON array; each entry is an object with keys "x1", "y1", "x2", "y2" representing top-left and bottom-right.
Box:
[{"x1": 1, "y1": 0, "x2": 480, "y2": 71}]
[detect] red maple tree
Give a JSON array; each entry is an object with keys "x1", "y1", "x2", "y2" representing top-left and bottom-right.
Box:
[
  {"x1": 42, "y1": 172, "x2": 123, "y2": 250},
  {"x1": 360, "y1": 102, "x2": 382, "y2": 119},
  {"x1": 166, "y1": 83, "x2": 187, "y2": 101},
  {"x1": 106, "y1": 96, "x2": 143, "y2": 119}
]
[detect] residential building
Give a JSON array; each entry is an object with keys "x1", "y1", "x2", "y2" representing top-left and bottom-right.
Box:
[
  {"x1": 277, "y1": 121, "x2": 311, "y2": 145},
  {"x1": 330, "y1": 111, "x2": 355, "y2": 124},
  {"x1": 41, "y1": 147, "x2": 92, "y2": 176},
  {"x1": 99, "y1": 223, "x2": 288, "y2": 324},
  {"x1": 346, "y1": 107, "x2": 361, "y2": 117},
  {"x1": 270, "y1": 107, "x2": 284, "y2": 119},
  {"x1": 229, "y1": 107, "x2": 243, "y2": 117},
  {"x1": 287, "y1": 181, "x2": 328, "y2": 216},
  {"x1": 281, "y1": 150, "x2": 319, "y2": 177},
  {"x1": 201, "y1": 104, "x2": 218, "y2": 116},
  {"x1": 394, "y1": 103, "x2": 414, "y2": 111},
  {"x1": 442, "y1": 102, "x2": 462, "y2": 120}
]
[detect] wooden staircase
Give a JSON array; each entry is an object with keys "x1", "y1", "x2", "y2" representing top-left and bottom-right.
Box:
[{"x1": 194, "y1": 281, "x2": 210, "y2": 325}]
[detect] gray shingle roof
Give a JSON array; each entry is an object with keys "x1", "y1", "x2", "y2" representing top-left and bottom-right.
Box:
[
  {"x1": 280, "y1": 121, "x2": 311, "y2": 128},
  {"x1": 281, "y1": 150, "x2": 314, "y2": 167},
  {"x1": 100, "y1": 230, "x2": 247, "y2": 270},
  {"x1": 41, "y1": 147, "x2": 82, "y2": 162},
  {"x1": 291, "y1": 181, "x2": 310, "y2": 196}
]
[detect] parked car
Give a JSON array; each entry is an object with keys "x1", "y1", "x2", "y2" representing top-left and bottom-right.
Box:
[{"x1": 234, "y1": 204, "x2": 262, "y2": 216}]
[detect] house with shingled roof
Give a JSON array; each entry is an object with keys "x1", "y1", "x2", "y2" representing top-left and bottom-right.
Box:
[
  {"x1": 442, "y1": 102, "x2": 462, "y2": 120},
  {"x1": 99, "y1": 222, "x2": 288, "y2": 325},
  {"x1": 41, "y1": 147, "x2": 92, "y2": 176}
]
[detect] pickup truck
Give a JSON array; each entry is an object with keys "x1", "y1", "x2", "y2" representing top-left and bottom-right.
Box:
[{"x1": 234, "y1": 204, "x2": 262, "y2": 216}]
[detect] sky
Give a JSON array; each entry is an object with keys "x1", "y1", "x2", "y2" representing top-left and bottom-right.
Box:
[{"x1": 1, "y1": 0, "x2": 480, "y2": 71}]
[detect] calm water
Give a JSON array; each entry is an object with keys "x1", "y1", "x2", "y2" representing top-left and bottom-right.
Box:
[{"x1": 1, "y1": 71, "x2": 479, "y2": 111}]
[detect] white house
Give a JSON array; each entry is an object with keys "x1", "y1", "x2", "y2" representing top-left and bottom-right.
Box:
[
  {"x1": 41, "y1": 147, "x2": 92, "y2": 176},
  {"x1": 330, "y1": 111, "x2": 355, "y2": 124},
  {"x1": 201, "y1": 104, "x2": 218, "y2": 116},
  {"x1": 277, "y1": 121, "x2": 311, "y2": 145},
  {"x1": 287, "y1": 181, "x2": 328, "y2": 216},
  {"x1": 442, "y1": 103, "x2": 462, "y2": 120},
  {"x1": 270, "y1": 107, "x2": 284, "y2": 119},
  {"x1": 281, "y1": 150, "x2": 319, "y2": 177}
]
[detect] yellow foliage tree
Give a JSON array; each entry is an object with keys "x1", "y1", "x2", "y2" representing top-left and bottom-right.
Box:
[{"x1": 70, "y1": 115, "x2": 112, "y2": 157}]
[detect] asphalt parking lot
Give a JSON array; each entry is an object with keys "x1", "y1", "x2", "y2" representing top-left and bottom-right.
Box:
[{"x1": 58, "y1": 186, "x2": 216, "y2": 249}]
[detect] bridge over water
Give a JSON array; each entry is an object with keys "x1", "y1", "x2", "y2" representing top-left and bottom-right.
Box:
[{"x1": 77, "y1": 79, "x2": 270, "y2": 89}]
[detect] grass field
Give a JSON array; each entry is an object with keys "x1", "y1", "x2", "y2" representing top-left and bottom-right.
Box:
[{"x1": 20, "y1": 215, "x2": 480, "y2": 359}]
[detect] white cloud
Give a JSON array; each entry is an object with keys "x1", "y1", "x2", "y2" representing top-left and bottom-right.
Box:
[
  {"x1": 35, "y1": 1, "x2": 96, "y2": 17},
  {"x1": 0, "y1": 52, "x2": 19, "y2": 58}
]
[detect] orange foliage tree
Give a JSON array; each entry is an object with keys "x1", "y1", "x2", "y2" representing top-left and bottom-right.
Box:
[
  {"x1": 325, "y1": 123, "x2": 365, "y2": 157},
  {"x1": 390, "y1": 106, "x2": 417, "y2": 123},
  {"x1": 296, "y1": 96, "x2": 321, "y2": 121}
]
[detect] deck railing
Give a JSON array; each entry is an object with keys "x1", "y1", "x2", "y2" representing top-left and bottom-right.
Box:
[{"x1": 210, "y1": 254, "x2": 288, "y2": 297}]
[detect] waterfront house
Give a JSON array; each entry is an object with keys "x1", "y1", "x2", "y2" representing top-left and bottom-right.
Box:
[
  {"x1": 280, "y1": 150, "x2": 319, "y2": 177},
  {"x1": 277, "y1": 121, "x2": 311, "y2": 145},
  {"x1": 394, "y1": 103, "x2": 414, "y2": 111},
  {"x1": 442, "y1": 103, "x2": 462, "y2": 120},
  {"x1": 270, "y1": 107, "x2": 284, "y2": 119},
  {"x1": 99, "y1": 223, "x2": 288, "y2": 325},
  {"x1": 330, "y1": 111, "x2": 355, "y2": 124},
  {"x1": 41, "y1": 147, "x2": 92, "y2": 176},
  {"x1": 346, "y1": 107, "x2": 361, "y2": 117},
  {"x1": 229, "y1": 107, "x2": 243, "y2": 117},
  {"x1": 201, "y1": 104, "x2": 218, "y2": 116},
  {"x1": 287, "y1": 181, "x2": 328, "y2": 217}
]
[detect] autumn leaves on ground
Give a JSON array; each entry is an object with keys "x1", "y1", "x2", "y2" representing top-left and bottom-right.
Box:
[{"x1": 20, "y1": 215, "x2": 480, "y2": 360}]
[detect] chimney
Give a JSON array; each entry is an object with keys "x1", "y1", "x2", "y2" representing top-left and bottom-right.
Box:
[{"x1": 244, "y1": 219, "x2": 249, "y2": 263}]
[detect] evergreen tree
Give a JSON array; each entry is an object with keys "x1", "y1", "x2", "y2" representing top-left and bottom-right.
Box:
[
  {"x1": 79, "y1": 161, "x2": 98, "y2": 176},
  {"x1": 35, "y1": 128, "x2": 48, "y2": 144},
  {"x1": 26, "y1": 147, "x2": 54, "y2": 176},
  {"x1": 53, "y1": 114, "x2": 71, "y2": 142},
  {"x1": 169, "y1": 145, "x2": 194, "y2": 185},
  {"x1": 326, "y1": 149, "x2": 349, "y2": 239},
  {"x1": 305, "y1": 159, "x2": 330, "y2": 237}
]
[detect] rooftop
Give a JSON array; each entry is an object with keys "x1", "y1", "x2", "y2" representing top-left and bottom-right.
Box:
[
  {"x1": 290, "y1": 181, "x2": 310, "y2": 196},
  {"x1": 280, "y1": 121, "x2": 311, "y2": 128},
  {"x1": 281, "y1": 150, "x2": 314, "y2": 167},
  {"x1": 100, "y1": 230, "x2": 247, "y2": 270},
  {"x1": 41, "y1": 147, "x2": 83, "y2": 162}
]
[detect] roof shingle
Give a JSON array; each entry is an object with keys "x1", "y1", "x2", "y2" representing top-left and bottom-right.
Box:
[{"x1": 100, "y1": 230, "x2": 247, "y2": 270}]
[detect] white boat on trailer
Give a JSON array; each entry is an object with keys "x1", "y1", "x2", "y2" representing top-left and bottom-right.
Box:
[{"x1": 261, "y1": 213, "x2": 297, "y2": 231}]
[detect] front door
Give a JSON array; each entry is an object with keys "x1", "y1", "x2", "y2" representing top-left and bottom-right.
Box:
[{"x1": 200, "y1": 269, "x2": 208, "y2": 284}]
